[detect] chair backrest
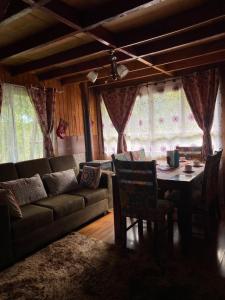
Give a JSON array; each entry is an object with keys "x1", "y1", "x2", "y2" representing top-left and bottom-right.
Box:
[
  {"x1": 111, "y1": 152, "x2": 132, "y2": 162},
  {"x1": 176, "y1": 146, "x2": 202, "y2": 160},
  {"x1": 114, "y1": 160, "x2": 158, "y2": 218},
  {"x1": 130, "y1": 149, "x2": 146, "y2": 161},
  {"x1": 201, "y1": 149, "x2": 223, "y2": 209}
]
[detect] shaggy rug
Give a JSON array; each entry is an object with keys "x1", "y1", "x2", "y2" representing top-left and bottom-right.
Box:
[{"x1": 0, "y1": 232, "x2": 225, "y2": 300}]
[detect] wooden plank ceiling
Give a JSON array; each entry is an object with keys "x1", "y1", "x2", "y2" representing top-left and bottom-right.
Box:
[{"x1": 1, "y1": 0, "x2": 225, "y2": 88}]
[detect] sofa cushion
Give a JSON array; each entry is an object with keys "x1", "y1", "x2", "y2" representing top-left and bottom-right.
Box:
[
  {"x1": 42, "y1": 169, "x2": 78, "y2": 196},
  {"x1": 71, "y1": 188, "x2": 108, "y2": 206},
  {"x1": 49, "y1": 155, "x2": 79, "y2": 175},
  {"x1": 16, "y1": 158, "x2": 51, "y2": 178},
  {"x1": 12, "y1": 204, "x2": 53, "y2": 239},
  {"x1": 0, "y1": 163, "x2": 18, "y2": 181},
  {"x1": 34, "y1": 194, "x2": 85, "y2": 219},
  {"x1": 80, "y1": 166, "x2": 101, "y2": 189},
  {"x1": 0, "y1": 174, "x2": 47, "y2": 206},
  {"x1": 0, "y1": 189, "x2": 22, "y2": 219}
]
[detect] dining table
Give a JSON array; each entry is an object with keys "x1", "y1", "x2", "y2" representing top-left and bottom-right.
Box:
[{"x1": 112, "y1": 160, "x2": 205, "y2": 251}]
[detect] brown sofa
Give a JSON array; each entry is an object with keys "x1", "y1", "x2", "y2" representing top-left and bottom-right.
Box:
[{"x1": 0, "y1": 155, "x2": 111, "y2": 269}]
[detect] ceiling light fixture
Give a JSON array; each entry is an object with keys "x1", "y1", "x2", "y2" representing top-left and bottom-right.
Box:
[
  {"x1": 86, "y1": 50, "x2": 129, "y2": 83},
  {"x1": 86, "y1": 70, "x2": 98, "y2": 83}
]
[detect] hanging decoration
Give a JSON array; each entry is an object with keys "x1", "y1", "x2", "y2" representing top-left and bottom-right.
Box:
[{"x1": 56, "y1": 118, "x2": 69, "y2": 139}]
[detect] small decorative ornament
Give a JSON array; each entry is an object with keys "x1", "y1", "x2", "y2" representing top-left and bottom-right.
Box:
[{"x1": 56, "y1": 118, "x2": 69, "y2": 139}]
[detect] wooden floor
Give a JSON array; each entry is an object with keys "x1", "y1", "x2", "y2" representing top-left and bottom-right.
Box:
[{"x1": 79, "y1": 208, "x2": 225, "y2": 277}]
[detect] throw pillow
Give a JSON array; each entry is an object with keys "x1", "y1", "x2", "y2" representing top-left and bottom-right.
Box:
[
  {"x1": 0, "y1": 174, "x2": 47, "y2": 206},
  {"x1": 0, "y1": 189, "x2": 22, "y2": 219},
  {"x1": 80, "y1": 166, "x2": 101, "y2": 189},
  {"x1": 42, "y1": 169, "x2": 78, "y2": 196}
]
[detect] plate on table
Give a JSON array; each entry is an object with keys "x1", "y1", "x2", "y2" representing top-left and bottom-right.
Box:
[{"x1": 158, "y1": 165, "x2": 172, "y2": 171}]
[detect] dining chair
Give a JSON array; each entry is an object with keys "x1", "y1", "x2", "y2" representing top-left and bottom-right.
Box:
[
  {"x1": 114, "y1": 159, "x2": 174, "y2": 250},
  {"x1": 191, "y1": 149, "x2": 223, "y2": 238},
  {"x1": 176, "y1": 146, "x2": 203, "y2": 161}
]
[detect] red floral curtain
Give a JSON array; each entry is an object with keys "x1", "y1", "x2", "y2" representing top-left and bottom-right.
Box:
[
  {"x1": 27, "y1": 87, "x2": 56, "y2": 157},
  {"x1": 0, "y1": 83, "x2": 2, "y2": 114},
  {"x1": 182, "y1": 69, "x2": 219, "y2": 160},
  {"x1": 101, "y1": 86, "x2": 138, "y2": 153}
]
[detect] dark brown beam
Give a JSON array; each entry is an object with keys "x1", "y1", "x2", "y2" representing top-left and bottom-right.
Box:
[
  {"x1": 11, "y1": 42, "x2": 108, "y2": 75},
  {"x1": 80, "y1": 0, "x2": 155, "y2": 28},
  {"x1": 132, "y1": 20, "x2": 225, "y2": 57},
  {"x1": 150, "y1": 38, "x2": 225, "y2": 65},
  {"x1": 0, "y1": 24, "x2": 74, "y2": 61},
  {"x1": 18, "y1": 0, "x2": 169, "y2": 77},
  {"x1": 0, "y1": 1, "x2": 31, "y2": 26},
  {"x1": 161, "y1": 50, "x2": 225, "y2": 72},
  {"x1": 38, "y1": 52, "x2": 130, "y2": 80},
  {"x1": 117, "y1": 0, "x2": 225, "y2": 48},
  {"x1": 89, "y1": 51, "x2": 225, "y2": 88}
]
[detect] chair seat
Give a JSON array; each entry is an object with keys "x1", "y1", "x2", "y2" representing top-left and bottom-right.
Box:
[
  {"x1": 12, "y1": 204, "x2": 53, "y2": 239},
  {"x1": 70, "y1": 188, "x2": 108, "y2": 206},
  {"x1": 34, "y1": 194, "x2": 85, "y2": 219}
]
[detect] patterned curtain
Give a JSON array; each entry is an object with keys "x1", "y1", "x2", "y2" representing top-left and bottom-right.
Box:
[
  {"x1": 0, "y1": 83, "x2": 2, "y2": 114},
  {"x1": 101, "y1": 86, "x2": 138, "y2": 153},
  {"x1": 182, "y1": 68, "x2": 219, "y2": 160},
  {"x1": 27, "y1": 87, "x2": 56, "y2": 157}
]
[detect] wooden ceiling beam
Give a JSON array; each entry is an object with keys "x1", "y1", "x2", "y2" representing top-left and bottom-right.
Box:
[
  {"x1": 10, "y1": 42, "x2": 108, "y2": 75},
  {"x1": 38, "y1": 52, "x2": 131, "y2": 80},
  {"x1": 0, "y1": 1, "x2": 31, "y2": 26},
  {"x1": 161, "y1": 50, "x2": 225, "y2": 72},
  {"x1": 30, "y1": 0, "x2": 170, "y2": 76},
  {"x1": 88, "y1": 51, "x2": 225, "y2": 88},
  {"x1": 80, "y1": 0, "x2": 155, "y2": 29},
  {"x1": 117, "y1": 0, "x2": 225, "y2": 48},
  {"x1": 132, "y1": 20, "x2": 225, "y2": 57},
  {"x1": 150, "y1": 38, "x2": 225, "y2": 65},
  {"x1": 0, "y1": 24, "x2": 74, "y2": 61}
]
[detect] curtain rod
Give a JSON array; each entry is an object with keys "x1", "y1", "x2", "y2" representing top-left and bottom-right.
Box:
[
  {"x1": 1, "y1": 82, "x2": 64, "y2": 93},
  {"x1": 89, "y1": 75, "x2": 182, "y2": 90}
]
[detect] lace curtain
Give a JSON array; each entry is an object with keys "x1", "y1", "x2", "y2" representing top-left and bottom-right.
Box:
[
  {"x1": 101, "y1": 80, "x2": 221, "y2": 159},
  {"x1": 0, "y1": 83, "x2": 43, "y2": 163}
]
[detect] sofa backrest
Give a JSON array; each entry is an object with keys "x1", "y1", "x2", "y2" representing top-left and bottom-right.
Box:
[
  {"x1": 0, "y1": 163, "x2": 18, "y2": 182},
  {"x1": 49, "y1": 155, "x2": 78, "y2": 175},
  {"x1": 15, "y1": 158, "x2": 52, "y2": 178}
]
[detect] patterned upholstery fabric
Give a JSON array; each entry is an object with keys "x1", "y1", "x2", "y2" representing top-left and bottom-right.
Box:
[
  {"x1": 80, "y1": 166, "x2": 101, "y2": 189},
  {"x1": 0, "y1": 189, "x2": 22, "y2": 219},
  {"x1": 111, "y1": 152, "x2": 132, "y2": 162},
  {"x1": 42, "y1": 169, "x2": 78, "y2": 196},
  {"x1": 0, "y1": 174, "x2": 47, "y2": 206},
  {"x1": 130, "y1": 149, "x2": 146, "y2": 161},
  {"x1": 114, "y1": 160, "x2": 173, "y2": 221}
]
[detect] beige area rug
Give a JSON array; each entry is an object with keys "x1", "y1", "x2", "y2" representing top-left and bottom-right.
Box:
[{"x1": 1, "y1": 232, "x2": 225, "y2": 300}]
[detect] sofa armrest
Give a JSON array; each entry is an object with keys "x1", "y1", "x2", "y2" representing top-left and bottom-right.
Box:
[
  {"x1": 0, "y1": 201, "x2": 13, "y2": 269},
  {"x1": 99, "y1": 171, "x2": 113, "y2": 209}
]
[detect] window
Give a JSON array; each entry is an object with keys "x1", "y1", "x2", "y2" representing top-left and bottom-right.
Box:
[
  {"x1": 101, "y1": 80, "x2": 220, "y2": 158},
  {"x1": 0, "y1": 83, "x2": 43, "y2": 163}
]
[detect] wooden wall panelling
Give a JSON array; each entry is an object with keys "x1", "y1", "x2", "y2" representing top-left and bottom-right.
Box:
[{"x1": 89, "y1": 88, "x2": 101, "y2": 160}]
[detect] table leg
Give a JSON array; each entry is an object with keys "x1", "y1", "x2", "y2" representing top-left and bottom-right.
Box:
[
  {"x1": 112, "y1": 175, "x2": 123, "y2": 245},
  {"x1": 177, "y1": 184, "x2": 192, "y2": 252}
]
